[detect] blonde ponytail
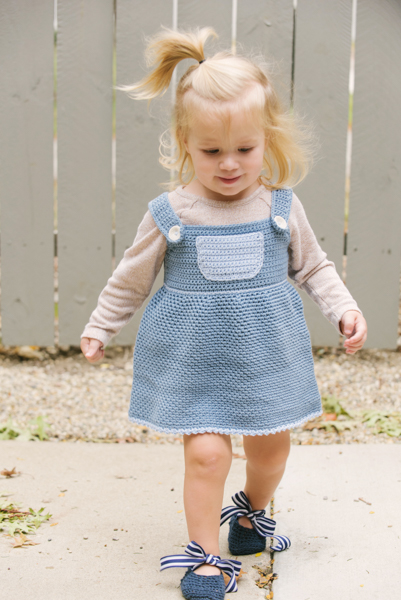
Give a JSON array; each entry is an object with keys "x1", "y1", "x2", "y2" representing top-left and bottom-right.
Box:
[{"x1": 115, "y1": 27, "x2": 217, "y2": 100}]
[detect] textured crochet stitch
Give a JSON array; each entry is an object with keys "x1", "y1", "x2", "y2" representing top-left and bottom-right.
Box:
[
  {"x1": 228, "y1": 517, "x2": 266, "y2": 555},
  {"x1": 180, "y1": 569, "x2": 226, "y2": 600}
]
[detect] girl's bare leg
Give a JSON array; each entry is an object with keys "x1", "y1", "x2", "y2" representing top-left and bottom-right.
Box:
[
  {"x1": 183, "y1": 432, "x2": 232, "y2": 575},
  {"x1": 238, "y1": 430, "x2": 291, "y2": 529}
]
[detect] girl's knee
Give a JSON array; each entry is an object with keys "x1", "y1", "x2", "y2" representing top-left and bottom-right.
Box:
[{"x1": 184, "y1": 434, "x2": 232, "y2": 477}]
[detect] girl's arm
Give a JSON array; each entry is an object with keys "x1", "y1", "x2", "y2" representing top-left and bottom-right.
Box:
[
  {"x1": 80, "y1": 210, "x2": 167, "y2": 350},
  {"x1": 287, "y1": 192, "x2": 363, "y2": 335}
]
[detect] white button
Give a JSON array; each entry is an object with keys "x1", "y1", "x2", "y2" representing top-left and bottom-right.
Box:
[
  {"x1": 168, "y1": 225, "x2": 181, "y2": 241},
  {"x1": 274, "y1": 215, "x2": 287, "y2": 229}
]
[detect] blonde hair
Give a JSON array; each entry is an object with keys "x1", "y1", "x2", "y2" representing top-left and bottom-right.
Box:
[{"x1": 116, "y1": 27, "x2": 317, "y2": 190}]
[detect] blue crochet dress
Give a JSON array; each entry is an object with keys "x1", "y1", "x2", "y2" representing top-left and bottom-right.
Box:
[{"x1": 128, "y1": 187, "x2": 323, "y2": 436}]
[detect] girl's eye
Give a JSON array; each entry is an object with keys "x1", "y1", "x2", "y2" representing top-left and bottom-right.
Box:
[{"x1": 203, "y1": 148, "x2": 253, "y2": 155}]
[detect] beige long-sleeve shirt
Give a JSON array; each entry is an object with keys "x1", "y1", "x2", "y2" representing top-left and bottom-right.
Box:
[{"x1": 81, "y1": 184, "x2": 362, "y2": 347}]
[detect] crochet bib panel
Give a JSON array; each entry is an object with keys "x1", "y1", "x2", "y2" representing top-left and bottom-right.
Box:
[
  {"x1": 148, "y1": 188, "x2": 293, "y2": 292},
  {"x1": 196, "y1": 231, "x2": 264, "y2": 281}
]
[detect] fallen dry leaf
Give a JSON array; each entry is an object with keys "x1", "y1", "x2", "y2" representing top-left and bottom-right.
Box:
[
  {"x1": 1, "y1": 467, "x2": 20, "y2": 478},
  {"x1": 232, "y1": 453, "x2": 246, "y2": 459},
  {"x1": 11, "y1": 534, "x2": 39, "y2": 548},
  {"x1": 256, "y1": 573, "x2": 274, "y2": 588},
  {"x1": 323, "y1": 413, "x2": 337, "y2": 421},
  {"x1": 50, "y1": 522, "x2": 58, "y2": 527}
]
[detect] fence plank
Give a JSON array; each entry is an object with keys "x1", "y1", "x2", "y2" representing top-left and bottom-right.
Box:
[
  {"x1": 178, "y1": 0, "x2": 232, "y2": 47},
  {"x1": 114, "y1": 0, "x2": 173, "y2": 346},
  {"x1": 237, "y1": 0, "x2": 293, "y2": 97},
  {"x1": 347, "y1": 0, "x2": 401, "y2": 349},
  {"x1": 293, "y1": 0, "x2": 352, "y2": 346},
  {"x1": 0, "y1": 1, "x2": 54, "y2": 346},
  {"x1": 57, "y1": 0, "x2": 114, "y2": 346}
]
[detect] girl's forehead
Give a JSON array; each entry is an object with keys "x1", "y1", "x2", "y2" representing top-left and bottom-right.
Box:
[{"x1": 189, "y1": 108, "x2": 263, "y2": 143}]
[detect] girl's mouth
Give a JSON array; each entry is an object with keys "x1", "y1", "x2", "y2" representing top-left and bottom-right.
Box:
[{"x1": 218, "y1": 176, "x2": 241, "y2": 184}]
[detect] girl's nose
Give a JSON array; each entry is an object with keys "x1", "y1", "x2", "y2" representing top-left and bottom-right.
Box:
[{"x1": 219, "y1": 154, "x2": 239, "y2": 171}]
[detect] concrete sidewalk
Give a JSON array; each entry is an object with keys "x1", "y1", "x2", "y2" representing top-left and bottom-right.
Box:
[{"x1": 0, "y1": 441, "x2": 400, "y2": 600}]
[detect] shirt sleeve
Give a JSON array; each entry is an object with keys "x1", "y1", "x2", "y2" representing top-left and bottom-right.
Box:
[
  {"x1": 80, "y1": 210, "x2": 167, "y2": 348},
  {"x1": 288, "y1": 192, "x2": 363, "y2": 335}
]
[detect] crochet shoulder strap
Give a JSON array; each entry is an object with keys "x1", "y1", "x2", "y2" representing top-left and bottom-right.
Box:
[
  {"x1": 148, "y1": 192, "x2": 184, "y2": 244},
  {"x1": 271, "y1": 188, "x2": 293, "y2": 232}
]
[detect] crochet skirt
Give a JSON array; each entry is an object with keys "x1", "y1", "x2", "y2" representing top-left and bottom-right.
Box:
[{"x1": 128, "y1": 278, "x2": 323, "y2": 436}]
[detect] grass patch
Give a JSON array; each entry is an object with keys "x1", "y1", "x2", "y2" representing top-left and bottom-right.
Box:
[
  {"x1": 0, "y1": 416, "x2": 51, "y2": 441},
  {"x1": 305, "y1": 395, "x2": 401, "y2": 437}
]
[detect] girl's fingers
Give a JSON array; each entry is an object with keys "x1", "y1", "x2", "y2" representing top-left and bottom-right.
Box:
[
  {"x1": 89, "y1": 340, "x2": 101, "y2": 353},
  {"x1": 344, "y1": 318, "x2": 367, "y2": 343},
  {"x1": 346, "y1": 327, "x2": 367, "y2": 345},
  {"x1": 345, "y1": 322, "x2": 360, "y2": 340},
  {"x1": 81, "y1": 337, "x2": 104, "y2": 362},
  {"x1": 343, "y1": 319, "x2": 368, "y2": 353},
  {"x1": 86, "y1": 350, "x2": 104, "y2": 363},
  {"x1": 344, "y1": 338, "x2": 364, "y2": 350},
  {"x1": 345, "y1": 342, "x2": 361, "y2": 353},
  {"x1": 87, "y1": 347, "x2": 102, "y2": 359},
  {"x1": 344, "y1": 332, "x2": 367, "y2": 353}
]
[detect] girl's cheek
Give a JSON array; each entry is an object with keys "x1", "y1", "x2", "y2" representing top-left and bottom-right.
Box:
[{"x1": 201, "y1": 157, "x2": 214, "y2": 170}]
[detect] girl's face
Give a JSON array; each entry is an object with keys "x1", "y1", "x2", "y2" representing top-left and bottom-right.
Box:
[{"x1": 183, "y1": 108, "x2": 267, "y2": 201}]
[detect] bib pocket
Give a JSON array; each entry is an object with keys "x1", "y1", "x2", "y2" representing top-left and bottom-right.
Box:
[{"x1": 196, "y1": 231, "x2": 264, "y2": 281}]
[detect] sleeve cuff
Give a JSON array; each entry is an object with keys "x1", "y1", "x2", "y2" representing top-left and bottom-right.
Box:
[
  {"x1": 80, "y1": 327, "x2": 113, "y2": 348},
  {"x1": 300, "y1": 279, "x2": 363, "y2": 335}
]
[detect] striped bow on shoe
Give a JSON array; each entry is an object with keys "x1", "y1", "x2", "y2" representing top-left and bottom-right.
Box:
[
  {"x1": 160, "y1": 540, "x2": 242, "y2": 594},
  {"x1": 221, "y1": 491, "x2": 291, "y2": 555}
]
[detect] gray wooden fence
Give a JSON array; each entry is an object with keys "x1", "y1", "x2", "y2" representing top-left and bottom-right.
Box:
[{"x1": 0, "y1": 0, "x2": 400, "y2": 350}]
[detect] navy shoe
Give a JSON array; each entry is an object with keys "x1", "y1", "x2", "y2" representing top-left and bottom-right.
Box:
[
  {"x1": 160, "y1": 540, "x2": 242, "y2": 597},
  {"x1": 228, "y1": 515, "x2": 266, "y2": 555},
  {"x1": 180, "y1": 568, "x2": 226, "y2": 600},
  {"x1": 221, "y1": 491, "x2": 291, "y2": 556}
]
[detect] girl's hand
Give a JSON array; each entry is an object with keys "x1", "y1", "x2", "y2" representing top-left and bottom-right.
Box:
[
  {"x1": 339, "y1": 311, "x2": 367, "y2": 354},
  {"x1": 80, "y1": 337, "x2": 105, "y2": 363}
]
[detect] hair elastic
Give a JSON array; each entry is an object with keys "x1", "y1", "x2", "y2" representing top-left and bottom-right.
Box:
[{"x1": 199, "y1": 59, "x2": 206, "y2": 64}]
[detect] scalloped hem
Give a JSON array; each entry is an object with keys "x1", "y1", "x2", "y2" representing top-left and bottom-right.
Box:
[{"x1": 128, "y1": 409, "x2": 323, "y2": 436}]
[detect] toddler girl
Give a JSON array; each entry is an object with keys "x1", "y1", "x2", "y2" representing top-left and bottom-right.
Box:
[{"x1": 80, "y1": 27, "x2": 367, "y2": 600}]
